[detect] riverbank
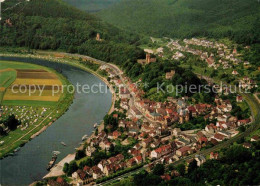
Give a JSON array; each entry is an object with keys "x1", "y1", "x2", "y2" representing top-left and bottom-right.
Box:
[{"x1": 0, "y1": 59, "x2": 74, "y2": 158}]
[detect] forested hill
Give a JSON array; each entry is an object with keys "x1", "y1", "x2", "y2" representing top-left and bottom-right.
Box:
[
  {"x1": 3, "y1": 0, "x2": 95, "y2": 20},
  {"x1": 98, "y1": 0, "x2": 260, "y2": 44},
  {"x1": 63, "y1": 0, "x2": 121, "y2": 12},
  {"x1": 0, "y1": 0, "x2": 143, "y2": 65}
]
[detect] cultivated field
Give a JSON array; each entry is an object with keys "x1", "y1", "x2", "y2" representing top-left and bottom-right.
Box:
[{"x1": 0, "y1": 61, "x2": 63, "y2": 105}]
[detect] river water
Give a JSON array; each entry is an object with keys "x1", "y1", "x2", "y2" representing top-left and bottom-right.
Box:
[{"x1": 0, "y1": 57, "x2": 112, "y2": 185}]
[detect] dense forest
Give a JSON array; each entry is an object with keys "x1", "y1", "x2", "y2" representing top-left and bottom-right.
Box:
[
  {"x1": 98, "y1": 0, "x2": 260, "y2": 45},
  {"x1": 63, "y1": 0, "x2": 121, "y2": 12},
  {"x1": 0, "y1": 0, "x2": 143, "y2": 66}
]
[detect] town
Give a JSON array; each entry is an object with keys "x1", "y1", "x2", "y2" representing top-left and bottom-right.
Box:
[
  {"x1": 140, "y1": 37, "x2": 258, "y2": 90},
  {"x1": 51, "y1": 38, "x2": 258, "y2": 185}
]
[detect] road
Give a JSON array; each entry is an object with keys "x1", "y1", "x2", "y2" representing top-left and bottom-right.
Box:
[{"x1": 97, "y1": 166, "x2": 146, "y2": 186}]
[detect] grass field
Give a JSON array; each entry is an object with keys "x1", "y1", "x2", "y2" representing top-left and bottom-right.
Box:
[
  {"x1": 0, "y1": 69, "x2": 17, "y2": 88},
  {"x1": 0, "y1": 68, "x2": 17, "y2": 103},
  {"x1": 237, "y1": 101, "x2": 250, "y2": 112}
]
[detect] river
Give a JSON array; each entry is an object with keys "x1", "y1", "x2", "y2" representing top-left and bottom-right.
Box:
[{"x1": 0, "y1": 57, "x2": 112, "y2": 185}]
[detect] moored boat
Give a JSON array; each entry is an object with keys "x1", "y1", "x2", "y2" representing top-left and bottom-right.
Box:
[
  {"x1": 46, "y1": 154, "x2": 57, "y2": 171},
  {"x1": 14, "y1": 147, "x2": 21, "y2": 153},
  {"x1": 52, "y1": 151, "x2": 60, "y2": 155},
  {"x1": 82, "y1": 134, "x2": 88, "y2": 141}
]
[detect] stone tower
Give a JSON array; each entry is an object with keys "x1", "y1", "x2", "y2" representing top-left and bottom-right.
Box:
[
  {"x1": 146, "y1": 53, "x2": 151, "y2": 63},
  {"x1": 96, "y1": 33, "x2": 101, "y2": 41}
]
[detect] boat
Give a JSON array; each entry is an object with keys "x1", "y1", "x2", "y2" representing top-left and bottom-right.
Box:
[
  {"x1": 82, "y1": 134, "x2": 88, "y2": 141},
  {"x1": 94, "y1": 123, "x2": 98, "y2": 128},
  {"x1": 46, "y1": 154, "x2": 57, "y2": 171},
  {"x1": 61, "y1": 142, "x2": 67, "y2": 146},
  {"x1": 52, "y1": 151, "x2": 60, "y2": 155},
  {"x1": 14, "y1": 147, "x2": 21, "y2": 153}
]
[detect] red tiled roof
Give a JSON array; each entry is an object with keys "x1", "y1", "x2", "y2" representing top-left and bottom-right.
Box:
[
  {"x1": 116, "y1": 154, "x2": 124, "y2": 161},
  {"x1": 113, "y1": 114, "x2": 118, "y2": 118},
  {"x1": 120, "y1": 87, "x2": 130, "y2": 94},
  {"x1": 178, "y1": 146, "x2": 192, "y2": 153},
  {"x1": 210, "y1": 138, "x2": 219, "y2": 146},
  {"x1": 127, "y1": 158, "x2": 136, "y2": 165},
  {"x1": 130, "y1": 149, "x2": 141, "y2": 156},
  {"x1": 199, "y1": 136, "x2": 208, "y2": 143},
  {"x1": 135, "y1": 155, "x2": 142, "y2": 162},
  {"x1": 108, "y1": 156, "x2": 117, "y2": 163},
  {"x1": 214, "y1": 133, "x2": 226, "y2": 140},
  {"x1": 155, "y1": 144, "x2": 172, "y2": 154},
  {"x1": 56, "y1": 177, "x2": 64, "y2": 183},
  {"x1": 251, "y1": 135, "x2": 259, "y2": 141},
  {"x1": 113, "y1": 130, "x2": 121, "y2": 137},
  {"x1": 83, "y1": 166, "x2": 91, "y2": 172},
  {"x1": 161, "y1": 174, "x2": 171, "y2": 181},
  {"x1": 188, "y1": 106, "x2": 196, "y2": 112}
]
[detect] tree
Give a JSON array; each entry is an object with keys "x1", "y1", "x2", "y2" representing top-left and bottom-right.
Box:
[
  {"x1": 0, "y1": 126, "x2": 6, "y2": 136},
  {"x1": 79, "y1": 157, "x2": 94, "y2": 169},
  {"x1": 210, "y1": 70, "x2": 218, "y2": 78},
  {"x1": 63, "y1": 163, "x2": 69, "y2": 173},
  {"x1": 67, "y1": 160, "x2": 78, "y2": 176},
  {"x1": 143, "y1": 174, "x2": 162, "y2": 185},
  {"x1": 133, "y1": 170, "x2": 148, "y2": 185},
  {"x1": 109, "y1": 143, "x2": 115, "y2": 154},
  {"x1": 176, "y1": 163, "x2": 185, "y2": 176},
  {"x1": 103, "y1": 114, "x2": 118, "y2": 131},
  {"x1": 188, "y1": 159, "x2": 198, "y2": 174},
  {"x1": 4, "y1": 115, "x2": 21, "y2": 131},
  {"x1": 168, "y1": 163, "x2": 175, "y2": 171},
  {"x1": 238, "y1": 125, "x2": 246, "y2": 133},
  {"x1": 225, "y1": 145, "x2": 252, "y2": 164},
  {"x1": 75, "y1": 149, "x2": 85, "y2": 160},
  {"x1": 168, "y1": 177, "x2": 192, "y2": 185},
  {"x1": 152, "y1": 164, "x2": 165, "y2": 176},
  {"x1": 92, "y1": 151, "x2": 108, "y2": 165}
]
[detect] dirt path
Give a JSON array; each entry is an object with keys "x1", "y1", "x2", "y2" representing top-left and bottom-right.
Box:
[
  {"x1": 254, "y1": 93, "x2": 260, "y2": 103},
  {"x1": 0, "y1": 68, "x2": 14, "y2": 73}
]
